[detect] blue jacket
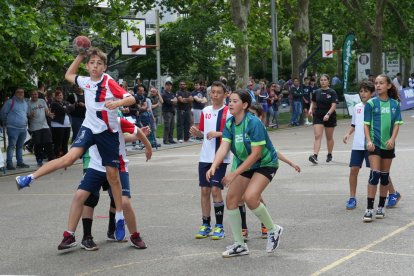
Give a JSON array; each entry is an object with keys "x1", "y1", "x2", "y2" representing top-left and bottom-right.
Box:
[{"x1": 0, "y1": 96, "x2": 28, "y2": 129}]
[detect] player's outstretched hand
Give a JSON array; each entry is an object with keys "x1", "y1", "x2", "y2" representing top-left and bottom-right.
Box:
[
  {"x1": 141, "y1": 126, "x2": 151, "y2": 136},
  {"x1": 105, "y1": 100, "x2": 119, "y2": 110},
  {"x1": 190, "y1": 126, "x2": 201, "y2": 138},
  {"x1": 206, "y1": 131, "x2": 219, "y2": 140},
  {"x1": 145, "y1": 146, "x2": 152, "y2": 162},
  {"x1": 343, "y1": 134, "x2": 349, "y2": 144},
  {"x1": 291, "y1": 163, "x2": 301, "y2": 173}
]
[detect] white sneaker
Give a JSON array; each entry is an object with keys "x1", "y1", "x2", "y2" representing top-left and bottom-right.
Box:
[
  {"x1": 178, "y1": 140, "x2": 183, "y2": 143},
  {"x1": 222, "y1": 243, "x2": 249, "y2": 258},
  {"x1": 266, "y1": 225, "x2": 283, "y2": 253}
]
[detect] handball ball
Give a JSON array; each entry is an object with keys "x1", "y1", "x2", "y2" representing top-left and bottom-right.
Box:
[{"x1": 73, "y1": 36, "x2": 91, "y2": 54}]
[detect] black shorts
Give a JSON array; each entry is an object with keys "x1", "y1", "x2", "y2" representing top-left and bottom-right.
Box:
[
  {"x1": 313, "y1": 111, "x2": 337, "y2": 127},
  {"x1": 368, "y1": 147, "x2": 395, "y2": 159},
  {"x1": 198, "y1": 162, "x2": 228, "y2": 189},
  {"x1": 240, "y1": 166, "x2": 278, "y2": 181}
]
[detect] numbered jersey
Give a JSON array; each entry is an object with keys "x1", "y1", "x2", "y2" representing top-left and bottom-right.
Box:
[{"x1": 198, "y1": 105, "x2": 232, "y2": 163}]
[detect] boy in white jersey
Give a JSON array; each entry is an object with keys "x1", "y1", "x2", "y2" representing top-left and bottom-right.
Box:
[
  {"x1": 16, "y1": 48, "x2": 136, "y2": 242},
  {"x1": 190, "y1": 81, "x2": 231, "y2": 240},
  {"x1": 58, "y1": 117, "x2": 152, "y2": 250},
  {"x1": 343, "y1": 81, "x2": 400, "y2": 210}
]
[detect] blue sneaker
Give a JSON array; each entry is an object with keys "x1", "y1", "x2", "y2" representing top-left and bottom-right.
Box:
[
  {"x1": 115, "y1": 219, "x2": 126, "y2": 241},
  {"x1": 195, "y1": 224, "x2": 212, "y2": 239},
  {"x1": 346, "y1": 198, "x2": 357, "y2": 210},
  {"x1": 15, "y1": 175, "x2": 33, "y2": 190},
  {"x1": 211, "y1": 224, "x2": 225, "y2": 240},
  {"x1": 386, "y1": 191, "x2": 401, "y2": 208}
]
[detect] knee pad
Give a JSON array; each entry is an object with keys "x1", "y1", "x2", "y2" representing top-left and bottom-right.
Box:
[
  {"x1": 368, "y1": 170, "x2": 381, "y2": 185},
  {"x1": 380, "y1": 172, "x2": 390, "y2": 186},
  {"x1": 110, "y1": 197, "x2": 116, "y2": 209},
  {"x1": 84, "y1": 194, "x2": 99, "y2": 208}
]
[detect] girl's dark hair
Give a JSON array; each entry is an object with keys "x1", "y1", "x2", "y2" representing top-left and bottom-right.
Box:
[
  {"x1": 211, "y1": 81, "x2": 227, "y2": 92},
  {"x1": 319, "y1": 74, "x2": 330, "y2": 82},
  {"x1": 358, "y1": 81, "x2": 375, "y2": 93},
  {"x1": 249, "y1": 103, "x2": 264, "y2": 118},
  {"x1": 376, "y1": 74, "x2": 399, "y2": 100},
  {"x1": 232, "y1": 89, "x2": 252, "y2": 109}
]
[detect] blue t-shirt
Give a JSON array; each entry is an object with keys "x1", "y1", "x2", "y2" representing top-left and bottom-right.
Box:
[{"x1": 191, "y1": 90, "x2": 206, "y2": 110}]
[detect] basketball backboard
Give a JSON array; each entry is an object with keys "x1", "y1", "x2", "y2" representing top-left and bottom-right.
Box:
[
  {"x1": 121, "y1": 18, "x2": 146, "y2": 55},
  {"x1": 322, "y1": 33, "x2": 333, "y2": 58}
]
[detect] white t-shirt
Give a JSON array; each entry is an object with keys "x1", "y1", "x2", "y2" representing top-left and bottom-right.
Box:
[
  {"x1": 351, "y1": 102, "x2": 366, "y2": 150},
  {"x1": 76, "y1": 73, "x2": 131, "y2": 134},
  {"x1": 88, "y1": 118, "x2": 137, "y2": 172},
  {"x1": 198, "y1": 105, "x2": 232, "y2": 163}
]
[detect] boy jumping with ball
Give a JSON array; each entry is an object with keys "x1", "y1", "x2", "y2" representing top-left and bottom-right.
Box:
[{"x1": 16, "y1": 47, "x2": 136, "y2": 241}]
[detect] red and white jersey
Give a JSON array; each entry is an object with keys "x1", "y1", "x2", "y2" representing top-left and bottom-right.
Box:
[
  {"x1": 76, "y1": 73, "x2": 131, "y2": 134},
  {"x1": 351, "y1": 102, "x2": 366, "y2": 150},
  {"x1": 198, "y1": 105, "x2": 232, "y2": 163},
  {"x1": 88, "y1": 118, "x2": 138, "y2": 173}
]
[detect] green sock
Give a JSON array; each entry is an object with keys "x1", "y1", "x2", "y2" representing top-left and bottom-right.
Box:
[
  {"x1": 227, "y1": 208, "x2": 244, "y2": 246},
  {"x1": 252, "y1": 203, "x2": 276, "y2": 233}
]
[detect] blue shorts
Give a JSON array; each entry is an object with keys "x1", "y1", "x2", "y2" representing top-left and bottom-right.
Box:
[
  {"x1": 349, "y1": 150, "x2": 370, "y2": 168},
  {"x1": 72, "y1": 126, "x2": 120, "y2": 168},
  {"x1": 199, "y1": 162, "x2": 228, "y2": 189},
  {"x1": 108, "y1": 172, "x2": 131, "y2": 198},
  {"x1": 78, "y1": 168, "x2": 108, "y2": 197}
]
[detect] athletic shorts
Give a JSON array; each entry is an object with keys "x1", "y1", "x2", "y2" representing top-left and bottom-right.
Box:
[
  {"x1": 78, "y1": 168, "x2": 108, "y2": 197},
  {"x1": 369, "y1": 147, "x2": 395, "y2": 159},
  {"x1": 192, "y1": 109, "x2": 202, "y2": 124},
  {"x1": 108, "y1": 172, "x2": 131, "y2": 198},
  {"x1": 198, "y1": 162, "x2": 228, "y2": 189},
  {"x1": 31, "y1": 128, "x2": 52, "y2": 144},
  {"x1": 349, "y1": 150, "x2": 370, "y2": 168},
  {"x1": 72, "y1": 126, "x2": 120, "y2": 168},
  {"x1": 240, "y1": 166, "x2": 278, "y2": 181},
  {"x1": 312, "y1": 111, "x2": 337, "y2": 127}
]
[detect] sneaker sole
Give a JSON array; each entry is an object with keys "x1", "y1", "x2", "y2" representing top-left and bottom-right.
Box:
[
  {"x1": 195, "y1": 234, "x2": 210, "y2": 239},
  {"x1": 267, "y1": 226, "x2": 283, "y2": 253},
  {"x1": 211, "y1": 234, "x2": 225, "y2": 240},
  {"x1": 222, "y1": 250, "x2": 250, "y2": 258},
  {"x1": 130, "y1": 241, "x2": 147, "y2": 249},
  {"x1": 261, "y1": 234, "x2": 268, "y2": 239},
  {"x1": 80, "y1": 243, "x2": 99, "y2": 251},
  {"x1": 375, "y1": 215, "x2": 385, "y2": 219},
  {"x1": 58, "y1": 242, "x2": 77, "y2": 250},
  {"x1": 363, "y1": 217, "x2": 373, "y2": 222},
  {"x1": 107, "y1": 237, "x2": 128, "y2": 242},
  {"x1": 308, "y1": 157, "x2": 318, "y2": 164}
]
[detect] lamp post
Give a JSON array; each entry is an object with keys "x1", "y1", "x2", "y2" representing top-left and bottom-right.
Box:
[{"x1": 271, "y1": 0, "x2": 278, "y2": 83}]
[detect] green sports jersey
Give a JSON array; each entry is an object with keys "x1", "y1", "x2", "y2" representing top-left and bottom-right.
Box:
[
  {"x1": 364, "y1": 97, "x2": 403, "y2": 149},
  {"x1": 222, "y1": 112, "x2": 278, "y2": 171}
]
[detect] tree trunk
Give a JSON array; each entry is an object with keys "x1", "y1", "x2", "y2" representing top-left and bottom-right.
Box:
[
  {"x1": 370, "y1": 34, "x2": 383, "y2": 76},
  {"x1": 230, "y1": 0, "x2": 250, "y2": 89},
  {"x1": 290, "y1": 0, "x2": 309, "y2": 78}
]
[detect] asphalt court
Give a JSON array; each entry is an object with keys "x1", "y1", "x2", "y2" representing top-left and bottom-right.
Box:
[{"x1": 1, "y1": 110, "x2": 414, "y2": 275}]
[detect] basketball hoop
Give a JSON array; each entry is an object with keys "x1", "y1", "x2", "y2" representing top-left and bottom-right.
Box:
[
  {"x1": 131, "y1": 45, "x2": 157, "y2": 52},
  {"x1": 325, "y1": 50, "x2": 336, "y2": 57}
]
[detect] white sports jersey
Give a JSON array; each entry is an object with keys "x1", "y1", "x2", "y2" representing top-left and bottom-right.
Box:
[
  {"x1": 88, "y1": 118, "x2": 137, "y2": 172},
  {"x1": 198, "y1": 105, "x2": 232, "y2": 163},
  {"x1": 76, "y1": 73, "x2": 131, "y2": 134},
  {"x1": 351, "y1": 102, "x2": 366, "y2": 150}
]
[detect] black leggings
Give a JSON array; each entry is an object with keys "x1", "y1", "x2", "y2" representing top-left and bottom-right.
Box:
[{"x1": 51, "y1": 127, "x2": 71, "y2": 158}]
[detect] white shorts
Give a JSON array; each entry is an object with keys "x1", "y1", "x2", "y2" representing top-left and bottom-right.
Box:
[{"x1": 192, "y1": 109, "x2": 202, "y2": 124}]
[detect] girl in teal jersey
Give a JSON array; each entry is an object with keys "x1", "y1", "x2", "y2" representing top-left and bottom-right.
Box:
[
  {"x1": 363, "y1": 75, "x2": 403, "y2": 222},
  {"x1": 207, "y1": 90, "x2": 300, "y2": 258}
]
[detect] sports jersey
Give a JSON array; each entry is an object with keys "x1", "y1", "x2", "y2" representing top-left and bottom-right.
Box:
[
  {"x1": 351, "y1": 102, "x2": 366, "y2": 150},
  {"x1": 88, "y1": 118, "x2": 137, "y2": 173},
  {"x1": 222, "y1": 112, "x2": 278, "y2": 171},
  {"x1": 312, "y1": 88, "x2": 338, "y2": 112},
  {"x1": 76, "y1": 73, "x2": 131, "y2": 134},
  {"x1": 198, "y1": 105, "x2": 232, "y2": 163},
  {"x1": 364, "y1": 97, "x2": 403, "y2": 150}
]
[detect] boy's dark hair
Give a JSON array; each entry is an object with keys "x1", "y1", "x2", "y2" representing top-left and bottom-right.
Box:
[
  {"x1": 232, "y1": 89, "x2": 252, "y2": 109},
  {"x1": 249, "y1": 103, "x2": 264, "y2": 118},
  {"x1": 211, "y1": 81, "x2": 227, "y2": 92},
  {"x1": 358, "y1": 81, "x2": 375, "y2": 93},
  {"x1": 86, "y1": 47, "x2": 107, "y2": 65},
  {"x1": 377, "y1": 74, "x2": 400, "y2": 101}
]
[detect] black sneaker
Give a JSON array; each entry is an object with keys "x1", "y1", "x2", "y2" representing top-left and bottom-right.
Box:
[
  {"x1": 169, "y1": 140, "x2": 177, "y2": 144},
  {"x1": 326, "y1": 154, "x2": 332, "y2": 162},
  {"x1": 363, "y1": 209, "x2": 373, "y2": 222},
  {"x1": 81, "y1": 236, "x2": 99, "y2": 251},
  {"x1": 16, "y1": 163, "x2": 30, "y2": 168},
  {"x1": 58, "y1": 231, "x2": 77, "y2": 250},
  {"x1": 309, "y1": 155, "x2": 318, "y2": 164},
  {"x1": 6, "y1": 164, "x2": 16, "y2": 170}
]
